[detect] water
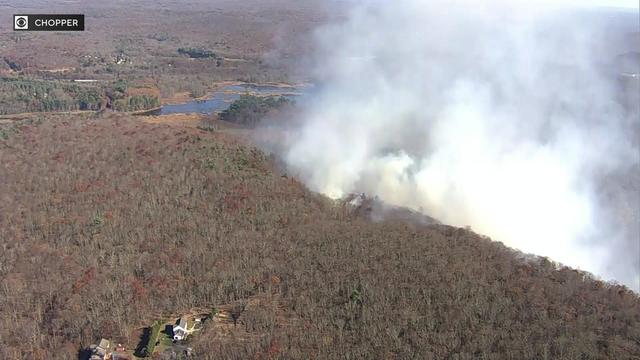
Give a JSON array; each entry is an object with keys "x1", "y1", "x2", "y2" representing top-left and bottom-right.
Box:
[{"x1": 147, "y1": 83, "x2": 314, "y2": 116}]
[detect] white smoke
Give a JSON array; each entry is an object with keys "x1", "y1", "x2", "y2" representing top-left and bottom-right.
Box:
[{"x1": 281, "y1": 0, "x2": 639, "y2": 290}]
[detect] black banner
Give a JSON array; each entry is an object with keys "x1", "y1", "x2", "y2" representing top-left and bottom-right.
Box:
[{"x1": 14, "y1": 14, "x2": 84, "y2": 31}]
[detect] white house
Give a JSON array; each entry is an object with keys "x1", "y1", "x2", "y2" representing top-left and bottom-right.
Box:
[{"x1": 173, "y1": 318, "x2": 188, "y2": 341}]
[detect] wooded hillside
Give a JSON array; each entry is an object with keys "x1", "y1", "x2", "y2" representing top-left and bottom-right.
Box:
[{"x1": 0, "y1": 114, "x2": 638, "y2": 359}]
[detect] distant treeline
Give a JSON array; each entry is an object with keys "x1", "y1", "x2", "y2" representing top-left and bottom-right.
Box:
[
  {"x1": 111, "y1": 95, "x2": 160, "y2": 112},
  {"x1": 178, "y1": 47, "x2": 217, "y2": 59},
  {"x1": 219, "y1": 95, "x2": 292, "y2": 127},
  {"x1": 0, "y1": 77, "x2": 160, "y2": 115},
  {"x1": 0, "y1": 77, "x2": 103, "y2": 114},
  {"x1": 108, "y1": 79, "x2": 160, "y2": 112}
]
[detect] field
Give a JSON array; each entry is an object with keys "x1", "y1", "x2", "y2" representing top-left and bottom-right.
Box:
[{"x1": 0, "y1": 113, "x2": 639, "y2": 359}]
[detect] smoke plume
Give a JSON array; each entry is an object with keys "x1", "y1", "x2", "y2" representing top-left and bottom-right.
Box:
[{"x1": 280, "y1": 1, "x2": 640, "y2": 289}]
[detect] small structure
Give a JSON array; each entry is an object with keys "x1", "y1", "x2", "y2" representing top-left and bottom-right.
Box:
[
  {"x1": 173, "y1": 318, "x2": 188, "y2": 341},
  {"x1": 90, "y1": 338, "x2": 113, "y2": 360}
]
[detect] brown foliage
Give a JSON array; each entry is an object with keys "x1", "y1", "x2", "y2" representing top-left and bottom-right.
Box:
[{"x1": 0, "y1": 114, "x2": 638, "y2": 359}]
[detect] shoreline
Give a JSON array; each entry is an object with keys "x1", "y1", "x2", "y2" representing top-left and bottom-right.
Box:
[
  {"x1": 0, "y1": 81, "x2": 312, "y2": 120},
  {"x1": 160, "y1": 80, "x2": 310, "y2": 106}
]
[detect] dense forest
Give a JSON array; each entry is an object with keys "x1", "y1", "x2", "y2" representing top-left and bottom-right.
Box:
[
  {"x1": 0, "y1": 114, "x2": 638, "y2": 359},
  {"x1": 177, "y1": 47, "x2": 218, "y2": 59},
  {"x1": 0, "y1": 77, "x2": 103, "y2": 114},
  {"x1": 0, "y1": 77, "x2": 160, "y2": 114},
  {"x1": 220, "y1": 95, "x2": 292, "y2": 127}
]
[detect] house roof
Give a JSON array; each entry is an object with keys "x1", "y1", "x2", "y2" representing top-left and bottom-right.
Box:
[{"x1": 176, "y1": 317, "x2": 187, "y2": 329}]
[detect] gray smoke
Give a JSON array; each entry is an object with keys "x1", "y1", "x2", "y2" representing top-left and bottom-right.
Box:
[{"x1": 279, "y1": 0, "x2": 640, "y2": 290}]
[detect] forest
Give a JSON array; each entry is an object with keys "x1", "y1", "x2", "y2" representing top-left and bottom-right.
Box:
[
  {"x1": 220, "y1": 95, "x2": 292, "y2": 127},
  {"x1": 0, "y1": 113, "x2": 638, "y2": 359},
  {"x1": 0, "y1": 77, "x2": 160, "y2": 114},
  {"x1": 177, "y1": 47, "x2": 218, "y2": 59},
  {"x1": 0, "y1": 77, "x2": 103, "y2": 114}
]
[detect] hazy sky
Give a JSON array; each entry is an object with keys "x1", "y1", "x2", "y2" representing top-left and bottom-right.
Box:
[
  {"x1": 590, "y1": 0, "x2": 638, "y2": 8},
  {"x1": 471, "y1": 0, "x2": 639, "y2": 9},
  {"x1": 533, "y1": 0, "x2": 638, "y2": 9}
]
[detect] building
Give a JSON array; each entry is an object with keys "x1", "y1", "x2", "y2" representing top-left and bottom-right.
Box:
[
  {"x1": 173, "y1": 318, "x2": 188, "y2": 341},
  {"x1": 90, "y1": 338, "x2": 113, "y2": 360}
]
